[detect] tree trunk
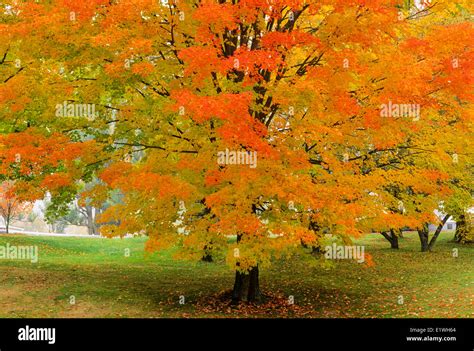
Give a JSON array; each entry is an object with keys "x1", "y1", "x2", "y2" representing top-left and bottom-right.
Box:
[
  {"x1": 428, "y1": 214, "x2": 449, "y2": 251},
  {"x1": 201, "y1": 244, "x2": 213, "y2": 262},
  {"x1": 311, "y1": 246, "x2": 324, "y2": 255},
  {"x1": 201, "y1": 254, "x2": 213, "y2": 262},
  {"x1": 390, "y1": 233, "x2": 399, "y2": 249},
  {"x1": 454, "y1": 214, "x2": 466, "y2": 243},
  {"x1": 418, "y1": 225, "x2": 430, "y2": 252},
  {"x1": 232, "y1": 230, "x2": 262, "y2": 303},
  {"x1": 380, "y1": 230, "x2": 399, "y2": 249},
  {"x1": 380, "y1": 231, "x2": 392, "y2": 243},
  {"x1": 5, "y1": 203, "x2": 12, "y2": 234},
  {"x1": 390, "y1": 229, "x2": 399, "y2": 249},
  {"x1": 232, "y1": 266, "x2": 261, "y2": 304},
  {"x1": 86, "y1": 206, "x2": 97, "y2": 235}
]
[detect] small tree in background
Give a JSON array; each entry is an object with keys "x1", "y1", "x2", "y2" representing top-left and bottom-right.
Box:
[{"x1": 0, "y1": 181, "x2": 32, "y2": 233}]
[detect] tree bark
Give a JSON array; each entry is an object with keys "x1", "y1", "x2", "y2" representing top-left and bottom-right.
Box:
[
  {"x1": 454, "y1": 214, "x2": 466, "y2": 243},
  {"x1": 390, "y1": 234, "x2": 399, "y2": 249},
  {"x1": 85, "y1": 206, "x2": 97, "y2": 235},
  {"x1": 232, "y1": 232, "x2": 262, "y2": 303},
  {"x1": 390, "y1": 229, "x2": 399, "y2": 249},
  {"x1": 380, "y1": 231, "x2": 391, "y2": 242},
  {"x1": 380, "y1": 230, "x2": 399, "y2": 249},
  {"x1": 4, "y1": 202, "x2": 12, "y2": 234},
  {"x1": 428, "y1": 214, "x2": 449, "y2": 251},
  {"x1": 232, "y1": 266, "x2": 261, "y2": 304},
  {"x1": 418, "y1": 225, "x2": 430, "y2": 252},
  {"x1": 201, "y1": 244, "x2": 213, "y2": 262},
  {"x1": 311, "y1": 246, "x2": 324, "y2": 255},
  {"x1": 201, "y1": 254, "x2": 213, "y2": 262}
]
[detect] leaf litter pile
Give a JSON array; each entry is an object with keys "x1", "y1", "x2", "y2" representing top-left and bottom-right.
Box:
[{"x1": 194, "y1": 290, "x2": 313, "y2": 318}]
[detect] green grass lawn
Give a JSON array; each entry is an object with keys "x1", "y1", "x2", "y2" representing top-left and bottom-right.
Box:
[{"x1": 0, "y1": 232, "x2": 472, "y2": 318}]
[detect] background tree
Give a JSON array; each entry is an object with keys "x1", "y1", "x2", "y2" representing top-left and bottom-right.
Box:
[{"x1": 0, "y1": 181, "x2": 32, "y2": 233}]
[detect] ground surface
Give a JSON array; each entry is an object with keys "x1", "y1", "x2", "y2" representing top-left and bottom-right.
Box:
[{"x1": 0, "y1": 232, "x2": 472, "y2": 318}]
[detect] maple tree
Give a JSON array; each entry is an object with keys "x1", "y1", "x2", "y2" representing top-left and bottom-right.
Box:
[
  {"x1": 0, "y1": 129, "x2": 97, "y2": 229},
  {"x1": 0, "y1": 0, "x2": 472, "y2": 303},
  {"x1": 0, "y1": 181, "x2": 32, "y2": 233}
]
